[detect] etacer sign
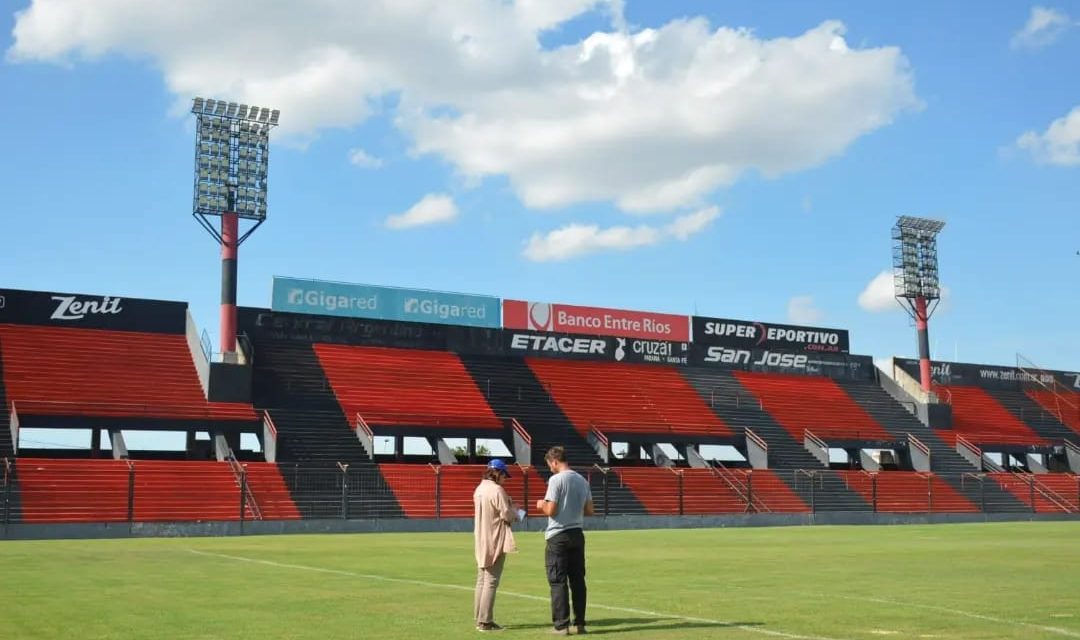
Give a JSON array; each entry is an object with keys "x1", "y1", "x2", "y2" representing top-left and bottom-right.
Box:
[
  {"x1": 503, "y1": 299, "x2": 690, "y2": 342},
  {"x1": 271, "y1": 277, "x2": 500, "y2": 329}
]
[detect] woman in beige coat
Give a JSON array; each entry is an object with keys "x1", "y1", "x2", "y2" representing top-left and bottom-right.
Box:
[{"x1": 473, "y1": 459, "x2": 520, "y2": 632}]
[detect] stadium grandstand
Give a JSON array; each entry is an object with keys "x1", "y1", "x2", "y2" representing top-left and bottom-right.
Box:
[{"x1": 3, "y1": 280, "x2": 1078, "y2": 531}]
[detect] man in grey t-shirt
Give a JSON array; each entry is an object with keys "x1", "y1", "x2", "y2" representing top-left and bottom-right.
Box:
[{"x1": 534, "y1": 446, "x2": 594, "y2": 635}]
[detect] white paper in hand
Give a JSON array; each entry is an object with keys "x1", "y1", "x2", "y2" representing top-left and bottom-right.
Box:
[{"x1": 517, "y1": 508, "x2": 527, "y2": 521}]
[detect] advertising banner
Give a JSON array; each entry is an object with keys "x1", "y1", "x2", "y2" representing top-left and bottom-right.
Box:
[
  {"x1": 503, "y1": 299, "x2": 689, "y2": 342},
  {"x1": 894, "y1": 358, "x2": 1080, "y2": 391},
  {"x1": 0, "y1": 288, "x2": 187, "y2": 333},
  {"x1": 692, "y1": 316, "x2": 849, "y2": 353},
  {"x1": 692, "y1": 343, "x2": 873, "y2": 381},
  {"x1": 271, "y1": 277, "x2": 501, "y2": 329},
  {"x1": 241, "y1": 307, "x2": 452, "y2": 350},
  {"x1": 504, "y1": 329, "x2": 690, "y2": 366}
]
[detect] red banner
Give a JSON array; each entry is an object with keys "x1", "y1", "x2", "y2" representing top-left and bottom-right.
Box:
[{"x1": 503, "y1": 299, "x2": 689, "y2": 342}]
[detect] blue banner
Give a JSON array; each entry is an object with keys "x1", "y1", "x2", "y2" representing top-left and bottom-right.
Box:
[{"x1": 271, "y1": 277, "x2": 501, "y2": 328}]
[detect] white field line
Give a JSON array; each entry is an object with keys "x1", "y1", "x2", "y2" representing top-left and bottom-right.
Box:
[
  {"x1": 803, "y1": 592, "x2": 1080, "y2": 639},
  {"x1": 188, "y1": 549, "x2": 851, "y2": 640}
]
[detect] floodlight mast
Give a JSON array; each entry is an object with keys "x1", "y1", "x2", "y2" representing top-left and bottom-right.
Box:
[
  {"x1": 892, "y1": 216, "x2": 946, "y2": 393},
  {"x1": 190, "y1": 98, "x2": 280, "y2": 361}
]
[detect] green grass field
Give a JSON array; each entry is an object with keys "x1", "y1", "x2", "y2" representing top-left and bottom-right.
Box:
[{"x1": 2, "y1": 522, "x2": 1078, "y2": 639}]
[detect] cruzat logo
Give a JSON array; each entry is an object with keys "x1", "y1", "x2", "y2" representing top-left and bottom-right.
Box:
[{"x1": 50, "y1": 295, "x2": 124, "y2": 321}]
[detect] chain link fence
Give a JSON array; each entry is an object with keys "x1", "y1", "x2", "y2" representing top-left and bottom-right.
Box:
[{"x1": 4, "y1": 459, "x2": 1079, "y2": 524}]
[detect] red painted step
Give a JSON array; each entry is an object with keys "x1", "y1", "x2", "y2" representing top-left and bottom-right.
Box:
[{"x1": 315, "y1": 345, "x2": 500, "y2": 429}]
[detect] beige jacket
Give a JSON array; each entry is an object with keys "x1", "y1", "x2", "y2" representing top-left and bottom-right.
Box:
[{"x1": 473, "y1": 479, "x2": 518, "y2": 568}]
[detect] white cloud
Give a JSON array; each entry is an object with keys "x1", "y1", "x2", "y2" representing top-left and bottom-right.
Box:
[
  {"x1": 859, "y1": 269, "x2": 952, "y2": 313},
  {"x1": 348, "y1": 148, "x2": 384, "y2": 169},
  {"x1": 787, "y1": 295, "x2": 824, "y2": 324},
  {"x1": 523, "y1": 206, "x2": 718, "y2": 261},
  {"x1": 1010, "y1": 6, "x2": 1073, "y2": 49},
  {"x1": 385, "y1": 193, "x2": 458, "y2": 229},
  {"x1": 1016, "y1": 105, "x2": 1080, "y2": 166},
  {"x1": 9, "y1": 2, "x2": 918, "y2": 213},
  {"x1": 858, "y1": 270, "x2": 899, "y2": 313}
]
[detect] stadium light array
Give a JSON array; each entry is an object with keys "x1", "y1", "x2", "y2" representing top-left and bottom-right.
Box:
[
  {"x1": 891, "y1": 215, "x2": 946, "y2": 393},
  {"x1": 190, "y1": 97, "x2": 280, "y2": 360},
  {"x1": 190, "y1": 97, "x2": 280, "y2": 245},
  {"x1": 892, "y1": 216, "x2": 945, "y2": 301}
]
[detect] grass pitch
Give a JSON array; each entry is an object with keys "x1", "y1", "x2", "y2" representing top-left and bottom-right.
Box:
[{"x1": 1, "y1": 522, "x2": 1078, "y2": 639}]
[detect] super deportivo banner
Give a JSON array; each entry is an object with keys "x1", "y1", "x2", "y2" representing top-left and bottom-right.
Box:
[
  {"x1": 272, "y1": 276, "x2": 501, "y2": 329},
  {"x1": 691, "y1": 316, "x2": 850, "y2": 354},
  {"x1": 503, "y1": 299, "x2": 690, "y2": 342}
]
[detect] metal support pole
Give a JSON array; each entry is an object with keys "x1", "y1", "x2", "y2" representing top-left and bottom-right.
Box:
[
  {"x1": 810, "y1": 474, "x2": 817, "y2": 513},
  {"x1": 872, "y1": 474, "x2": 878, "y2": 513},
  {"x1": 747, "y1": 472, "x2": 754, "y2": 513},
  {"x1": 677, "y1": 472, "x2": 684, "y2": 517},
  {"x1": 980, "y1": 477, "x2": 986, "y2": 513},
  {"x1": 435, "y1": 468, "x2": 442, "y2": 520},
  {"x1": 927, "y1": 474, "x2": 933, "y2": 514},
  {"x1": 1030, "y1": 477, "x2": 1036, "y2": 514},
  {"x1": 240, "y1": 469, "x2": 248, "y2": 522},
  {"x1": 127, "y1": 466, "x2": 136, "y2": 524},
  {"x1": 915, "y1": 296, "x2": 932, "y2": 393},
  {"x1": 523, "y1": 469, "x2": 529, "y2": 519},
  {"x1": 220, "y1": 212, "x2": 239, "y2": 356},
  {"x1": 3, "y1": 463, "x2": 10, "y2": 530},
  {"x1": 603, "y1": 471, "x2": 610, "y2": 517},
  {"x1": 341, "y1": 469, "x2": 350, "y2": 520}
]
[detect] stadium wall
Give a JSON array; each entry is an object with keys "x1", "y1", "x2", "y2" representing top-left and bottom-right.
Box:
[{"x1": 4, "y1": 511, "x2": 1078, "y2": 541}]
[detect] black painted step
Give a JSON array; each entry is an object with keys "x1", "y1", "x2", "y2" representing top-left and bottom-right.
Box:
[
  {"x1": 460, "y1": 354, "x2": 643, "y2": 513},
  {"x1": 984, "y1": 389, "x2": 1079, "y2": 443},
  {"x1": 252, "y1": 342, "x2": 400, "y2": 518},
  {"x1": 681, "y1": 368, "x2": 869, "y2": 512},
  {"x1": 836, "y1": 380, "x2": 1029, "y2": 513}
]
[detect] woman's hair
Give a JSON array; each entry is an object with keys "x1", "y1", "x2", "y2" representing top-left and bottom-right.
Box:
[{"x1": 482, "y1": 468, "x2": 504, "y2": 482}]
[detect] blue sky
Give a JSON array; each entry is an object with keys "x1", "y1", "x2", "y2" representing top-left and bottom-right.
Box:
[{"x1": 2, "y1": 0, "x2": 1079, "y2": 375}]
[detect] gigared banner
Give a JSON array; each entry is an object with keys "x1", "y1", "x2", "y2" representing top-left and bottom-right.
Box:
[{"x1": 503, "y1": 299, "x2": 689, "y2": 342}]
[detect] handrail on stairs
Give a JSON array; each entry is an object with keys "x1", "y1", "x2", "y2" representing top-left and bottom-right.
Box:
[{"x1": 225, "y1": 454, "x2": 262, "y2": 520}]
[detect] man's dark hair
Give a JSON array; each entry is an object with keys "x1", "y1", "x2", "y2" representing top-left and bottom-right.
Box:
[
  {"x1": 545, "y1": 446, "x2": 567, "y2": 464},
  {"x1": 482, "y1": 468, "x2": 505, "y2": 482}
]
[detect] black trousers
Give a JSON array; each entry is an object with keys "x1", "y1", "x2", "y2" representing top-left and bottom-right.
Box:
[{"x1": 545, "y1": 528, "x2": 586, "y2": 629}]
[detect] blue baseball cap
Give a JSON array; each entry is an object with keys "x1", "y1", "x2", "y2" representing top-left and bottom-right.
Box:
[{"x1": 487, "y1": 459, "x2": 511, "y2": 477}]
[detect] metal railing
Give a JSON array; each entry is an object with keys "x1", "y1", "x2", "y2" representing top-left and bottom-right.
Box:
[
  {"x1": 8, "y1": 402, "x2": 19, "y2": 455},
  {"x1": 4, "y1": 462, "x2": 1079, "y2": 524},
  {"x1": 8, "y1": 399, "x2": 256, "y2": 421},
  {"x1": 803, "y1": 429, "x2": 829, "y2": 467},
  {"x1": 225, "y1": 454, "x2": 262, "y2": 520},
  {"x1": 2, "y1": 457, "x2": 11, "y2": 529},
  {"x1": 9, "y1": 460, "x2": 274, "y2": 524},
  {"x1": 709, "y1": 389, "x2": 763, "y2": 410}
]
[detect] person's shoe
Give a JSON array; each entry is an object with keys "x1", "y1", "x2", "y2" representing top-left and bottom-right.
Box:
[
  {"x1": 477, "y1": 622, "x2": 504, "y2": 632},
  {"x1": 550, "y1": 627, "x2": 570, "y2": 635},
  {"x1": 575, "y1": 625, "x2": 587, "y2": 634}
]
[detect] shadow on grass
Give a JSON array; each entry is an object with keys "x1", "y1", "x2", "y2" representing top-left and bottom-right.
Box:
[{"x1": 506, "y1": 617, "x2": 764, "y2": 635}]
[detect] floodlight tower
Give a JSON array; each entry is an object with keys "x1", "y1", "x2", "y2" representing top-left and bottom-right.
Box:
[
  {"x1": 892, "y1": 216, "x2": 946, "y2": 393},
  {"x1": 190, "y1": 98, "x2": 279, "y2": 361}
]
